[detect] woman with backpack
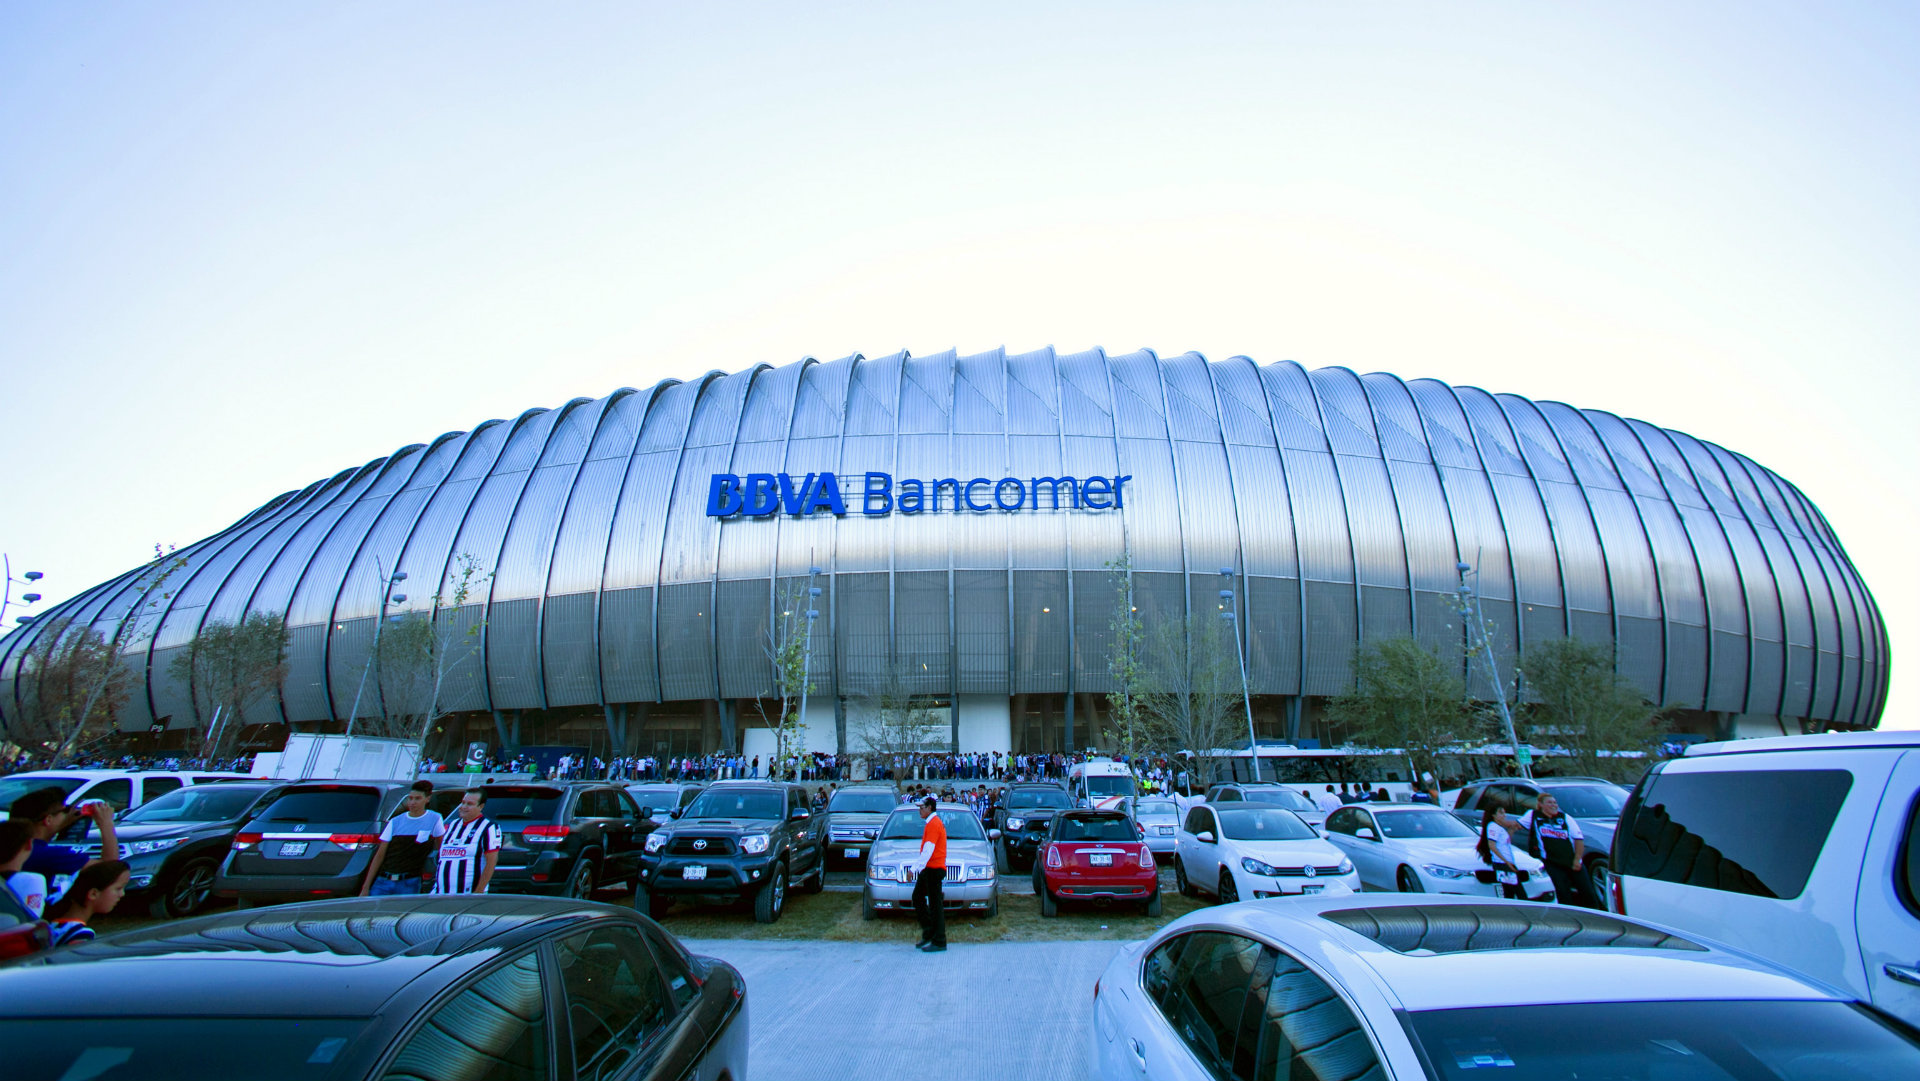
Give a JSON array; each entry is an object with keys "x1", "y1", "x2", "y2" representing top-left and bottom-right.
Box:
[
  {"x1": 44, "y1": 860, "x2": 131, "y2": 947},
  {"x1": 1474, "y1": 807, "x2": 1528, "y2": 900}
]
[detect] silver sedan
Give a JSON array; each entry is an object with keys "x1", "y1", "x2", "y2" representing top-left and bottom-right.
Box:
[
  {"x1": 1134, "y1": 796, "x2": 1181, "y2": 854},
  {"x1": 862, "y1": 803, "x2": 1000, "y2": 919}
]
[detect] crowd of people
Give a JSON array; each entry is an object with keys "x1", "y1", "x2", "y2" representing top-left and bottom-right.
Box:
[{"x1": 1, "y1": 752, "x2": 257, "y2": 777}]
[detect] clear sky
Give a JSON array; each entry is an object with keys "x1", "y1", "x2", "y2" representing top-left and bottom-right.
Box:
[{"x1": 3, "y1": 4, "x2": 1915, "y2": 728}]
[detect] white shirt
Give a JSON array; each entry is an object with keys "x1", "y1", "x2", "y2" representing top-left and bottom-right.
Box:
[
  {"x1": 1481, "y1": 822, "x2": 1518, "y2": 866},
  {"x1": 1315, "y1": 791, "x2": 1344, "y2": 813}
]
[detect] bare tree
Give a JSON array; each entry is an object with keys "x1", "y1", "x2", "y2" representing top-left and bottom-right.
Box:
[
  {"x1": 170, "y1": 610, "x2": 290, "y2": 760},
  {"x1": 849, "y1": 658, "x2": 946, "y2": 759},
  {"x1": 1134, "y1": 611, "x2": 1243, "y2": 787},
  {"x1": 752, "y1": 580, "x2": 818, "y2": 777},
  {"x1": 1104, "y1": 554, "x2": 1146, "y2": 763},
  {"x1": 371, "y1": 553, "x2": 491, "y2": 747}
]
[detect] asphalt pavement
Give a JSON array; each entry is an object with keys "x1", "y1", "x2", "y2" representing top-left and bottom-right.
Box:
[{"x1": 680, "y1": 937, "x2": 1125, "y2": 1081}]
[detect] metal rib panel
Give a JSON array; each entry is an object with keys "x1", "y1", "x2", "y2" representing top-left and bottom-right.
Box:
[
  {"x1": 1671, "y1": 431, "x2": 1783, "y2": 715},
  {"x1": 1774, "y1": 478, "x2": 1865, "y2": 725},
  {"x1": 1741, "y1": 457, "x2": 1844, "y2": 720}
]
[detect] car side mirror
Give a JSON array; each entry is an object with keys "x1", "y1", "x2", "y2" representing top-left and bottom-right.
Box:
[
  {"x1": 1356, "y1": 827, "x2": 1378, "y2": 841},
  {"x1": 988, "y1": 828, "x2": 1001, "y2": 839},
  {"x1": 637, "y1": 807, "x2": 654, "y2": 820},
  {"x1": 790, "y1": 807, "x2": 810, "y2": 821},
  {"x1": 669, "y1": 808, "x2": 683, "y2": 819},
  {"x1": 1195, "y1": 831, "x2": 1215, "y2": 844}
]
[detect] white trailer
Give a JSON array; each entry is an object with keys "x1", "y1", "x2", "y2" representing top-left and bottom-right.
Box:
[{"x1": 255, "y1": 733, "x2": 420, "y2": 781}]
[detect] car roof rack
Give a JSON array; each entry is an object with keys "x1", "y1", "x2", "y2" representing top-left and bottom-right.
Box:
[{"x1": 1321, "y1": 904, "x2": 1706, "y2": 956}]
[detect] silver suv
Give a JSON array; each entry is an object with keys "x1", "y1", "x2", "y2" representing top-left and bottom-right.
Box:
[{"x1": 823, "y1": 783, "x2": 900, "y2": 865}]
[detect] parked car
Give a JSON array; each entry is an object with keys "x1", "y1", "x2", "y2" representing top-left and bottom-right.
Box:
[
  {"x1": 1452, "y1": 775, "x2": 1629, "y2": 899},
  {"x1": 863, "y1": 802, "x2": 998, "y2": 919},
  {"x1": 75, "y1": 781, "x2": 287, "y2": 918},
  {"x1": 1034, "y1": 809, "x2": 1161, "y2": 917},
  {"x1": 1134, "y1": 796, "x2": 1182, "y2": 856},
  {"x1": 638, "y1": 781, "x2": 826, "y2": 923},
  {"x1": 1093, "y1": 894, "x2": 1920, "y2": 1081},
  {"x1": 1204, "y1": 782, "x2": 1330, "y2": 831},
  {"x1": 428, "y1": 782, "x2": 651, "y2": 899},
  {"x1": 624, "y1": 781, "x2": 705, "y2": 820},
  {"x1": 0, "y1": 769, "x2": 253, "y2": 827},
  {"x1": 214, "y1": 780, "x2": 416, "y2": 905},
  {"x1": 0, "y1": 895, "x2": 749, "y2": 1081},
  {"x1": 1612, "y1": 729, "x2": 1920, "y2": 1029},
  {"x1": 824, "y1": 783, "x2": 900, "y2": 866},
  {"x1": 1324, "y1": 803, "x2": 1554, "y2": 900},
  {"x1": 1173, "y1": 802, "x2": 1358, "y2": 904},
  {"x1": 993, "y1": 782, "x2": 1073, "y2": 871}
]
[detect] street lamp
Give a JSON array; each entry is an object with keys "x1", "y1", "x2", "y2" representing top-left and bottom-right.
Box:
[
  {"x1": 1219, "y1": 568, "x2": 1262, "y2": 782},
  {"x1": 1456, "y1": 561, "x2": 1531, "y2": 779},
  {"x1": 2, "y1": 557, "x2": 44, "y2": 630},
  {"x1": 345, "y1": 566, "x2": 409, "y2": 736}
]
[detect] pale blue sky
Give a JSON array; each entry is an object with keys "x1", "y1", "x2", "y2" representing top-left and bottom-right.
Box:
[{"x1": 4, "y1": 3, "x2": 1915, "y2": 726}]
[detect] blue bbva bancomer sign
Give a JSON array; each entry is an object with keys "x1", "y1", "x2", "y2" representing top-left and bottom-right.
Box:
[{"x1": 705, "y1": 472, "x2": 1133, "y2": 518}]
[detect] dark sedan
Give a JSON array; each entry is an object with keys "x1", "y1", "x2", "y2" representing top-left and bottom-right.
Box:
[{"x1": 0, "y1": 895, "x2": 748, "y2": 1081}]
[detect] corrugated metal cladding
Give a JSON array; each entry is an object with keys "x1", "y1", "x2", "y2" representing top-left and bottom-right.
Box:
[{"x1": 0, "y1": 350, "x2": 1888, "y2": 733}]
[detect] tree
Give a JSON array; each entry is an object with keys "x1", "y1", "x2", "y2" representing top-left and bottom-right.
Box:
[
  {"x1": 1134, "y1": 611, "x2": 1243, "y2": 787},
  {"x1": 1325, "y1": 636, "x2": 1477, "y2": 785},
  {"x1": 754, "y1": 580, "x2": 819, "y2": 777},
  {"x1": 849, "y1": 658, "x2": 945, "y2": 759},
  {"x1": 1105, "y1": 554, "x2": 1146, "y2": 764},
  {"x1": 170, "y1": 610, "x2": 290, "y2": 760},
  {"x1": 1518, "y1": 637, "x2": 1665, "y2": 782},
  {"x1": 370, "y1": 553, "x2": 491, "y2": 747}
]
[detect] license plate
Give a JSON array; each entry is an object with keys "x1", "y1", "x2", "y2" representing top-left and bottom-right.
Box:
[
  {"x1": 1090, "y1": 853, "x2": 1113, "y2": 866},
  {"x1": 1157, "y1": 826, "x2": 1174, "y2": 835},
  {"x1": 844, "y1": 848, "x2": 861, "y2": 859},
  {"x1": 279, "y1": 841, "x2": 309, "y2": 857},
  {"x1": 1302, "y1": 884, "x2": 1324, "y2": 894},
  {"x1": 683, "y1": 865, "x2": 707, "y2": 881}
]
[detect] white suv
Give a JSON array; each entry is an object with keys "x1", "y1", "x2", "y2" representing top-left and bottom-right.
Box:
[
  {"x1": 1611, "y1": 730, "x2": 1920, "y2": 1028},
  {"x1": 0, "y1": 769, "x2": 250, "y2": 820}
]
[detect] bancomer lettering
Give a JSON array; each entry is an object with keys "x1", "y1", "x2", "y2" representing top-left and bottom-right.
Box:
[{"x1": 705, "y1": 472, "x2": 1132, "y2": 518}]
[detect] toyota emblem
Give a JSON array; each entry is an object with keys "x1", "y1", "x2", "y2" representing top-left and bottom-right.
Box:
[
  {"x1": 1303, "y1": 865, "x2": 1316, "y2": 878},
  {"x1": 693, "y1": 839, "x2": 707, "y2": 850},
  {"x1": 293, "y1": 824, "x2": 307, "y2": 833}
]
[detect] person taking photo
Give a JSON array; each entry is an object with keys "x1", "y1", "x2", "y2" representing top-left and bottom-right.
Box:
[{"x1": 6, "y1": 787, "x2": 118, "y2": 900}]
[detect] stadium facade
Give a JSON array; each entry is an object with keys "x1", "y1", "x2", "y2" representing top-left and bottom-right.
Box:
[{"x1": 0, "y1": 349, "x2": 1887, "y2": 761}]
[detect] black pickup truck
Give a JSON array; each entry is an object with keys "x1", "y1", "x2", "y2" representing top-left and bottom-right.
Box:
[
  {"x1": 992, "y1": 782, "x2": 1074, "y2": 872},
  {"x1": 637, "y1": 781, "x2": 826, "y2": 923}
]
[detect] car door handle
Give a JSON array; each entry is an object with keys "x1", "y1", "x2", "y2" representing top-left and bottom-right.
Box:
[
  {"x1": 1887, "y1": 963, "x2": 1920, "y2": 987},
  {"x1": 1129, "y1": 1038, "x2": 1146, "y2": 1068}
]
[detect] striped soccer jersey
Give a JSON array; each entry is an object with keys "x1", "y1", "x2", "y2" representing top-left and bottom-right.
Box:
[{"x1": 434, "y1": 814, "x2": 503, "y2": 894}]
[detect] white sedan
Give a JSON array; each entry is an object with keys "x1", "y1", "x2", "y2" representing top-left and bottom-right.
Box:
[
  {"x1": 1322, "y1": 803, "x2": 1554, "y2": 900},
  {"x1": 1093, "y1": 894, "x2": 1920, "y2": 1081},
  {"x1": 1172, "y1": 802, "x2": 1359, "y2": 903},
  {"x1": 1134, "y1": 797, "x2": 1182, "y2": 855}
]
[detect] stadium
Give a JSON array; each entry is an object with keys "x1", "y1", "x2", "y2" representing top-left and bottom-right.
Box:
[{"x1": 0, "y1": 348, "x2": 1887, "y2": 762}]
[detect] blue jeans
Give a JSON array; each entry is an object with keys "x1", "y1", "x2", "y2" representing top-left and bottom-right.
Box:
[{"x1": 370, "y1": 876, "x2": 424, "y2": 897}]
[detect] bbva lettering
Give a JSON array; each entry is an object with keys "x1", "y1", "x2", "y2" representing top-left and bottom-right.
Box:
[{"x1": 705, "y1": 472, "x2": 1132, "y2": 518}]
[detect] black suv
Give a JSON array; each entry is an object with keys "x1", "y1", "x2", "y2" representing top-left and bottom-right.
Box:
[
  {"x1": 216, "y1": 780, "x2": 417, "y2": 905},
  {"x1": 81, "y1": 780, "x2": 286, "y2": 917},
  {"x1": 638, "y1": 782, "x2": 826, "y2": 923},
  {"x1": 429, "y1": 782, "x2": 651, "y2": 899},
  {"x1": 993, "y1": 782, "x2": 1073, "y2": 871}
]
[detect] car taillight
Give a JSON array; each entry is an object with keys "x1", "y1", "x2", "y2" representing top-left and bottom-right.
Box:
[
  {"x1": 0, "y1": 922, "x2": 50, "y2": 960},
  {"x1": 1138, "y1": 846, "x2": 1155, "y2": 870},
  {"x1": 234, "y1": 832, "x2": 262, "y2": 850},
  {"x1": 1610, "y1": 872, "x2": 1625, "y2": 914},
  {"x1": 330, "y1": 833, "x2": 382, "y2": 850},
  {"x1": 1046, "y1": 846, "x2": 1062, "y2": 869},
  {"x1": 522, "y1": 825, "x2": 570, "y2": 843}
]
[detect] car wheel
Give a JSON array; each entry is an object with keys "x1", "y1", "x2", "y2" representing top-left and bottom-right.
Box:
[
  {"x1": 1217, "y1": 869, "x2": 1239, "y2": 905},
  {"x1": 801, "y1": 859, "x2": 825, "y2": 894},
  {"x1": 1396, "y1": 865, "x2": 1424, "y2": 893},
  {"x1": 1145, "y1": 890, "x2": 1162, "y2": 918},
  {"x1": 565, "y1": 860, "x2": 597, "y2": 900},
  {"x1": 647, "y1": 890, "x2": 673, "y2": 920},
  {"x1": 994, "y1": 838, "x2": 1010, "y2": 876},
  {"x1": 753, "y1": 863, "x2": 788, "y2": 923},
  {"x1": 1174, "y1": 857, "x2": 1193, "y2": 897},
  {"x1": 985, "y1": 889, "x2": 999, "y2": 919},
  {"x1": 862, "y1": 886, "x2": 878, "y2": 920},
  {"x1": 154, "y1": 858, "x2": 218, "y2": 919},
  {"x1": 1040, "y1": 885, "x2": 1058, "y2": 917},
  {"x1": 1584, "y1": 857, "x2": 1611, "y2": 906}
]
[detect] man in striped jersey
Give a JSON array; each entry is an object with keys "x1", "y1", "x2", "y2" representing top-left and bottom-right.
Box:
[{"x1": 434, "y1": 790, "x2": 502, "y2": 895}]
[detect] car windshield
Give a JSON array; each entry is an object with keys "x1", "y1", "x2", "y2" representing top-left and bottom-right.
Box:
[
  {"x1": 1407, "y1": 999, "x2": 1920, "y2": 1080},
  {"x1": 829, "y1": 791, "x2": 898, "y2": 814},
  {"x1": 1057, "y1": 816, "x2": 1139, "y2": 842},
  {"x1": 1376, "y1": 808, "x2": 1477, "y2": 839},
  {"x1": 481, "y1": 788, "x2": 565, "y2": 821},
  {"x1": 0, "y1": 776, "x2": 85, "y2": 814},
  {"x1": 1008, "y1": 789, "x2": 1072, "y2": 810},
  {"x1": 122, "y1": 786, "x2": 267, "y2": 824},
  {"x1": 880, "y1": 809, "x2": 985, "y2": 841},
  {"x1": 685, "y1": 789, "x2": 784, "y2": 820},
  {"x1": 256, "y1": 789, "x2": 379, "y2": 825},
  {"x1": 1, "y1": 1018, "x2": 372, "y2": 1081},
  {"x1": 625, "y1": 786, "x2": 682, "y2": 806},
  {"x1": 1240, "y1": 786, "x2": 1317, "y2": 812},
  {"x1": 1545, "y1": 783, "x2": 1628, "y2": 819},
  {"x1": 1218, "y1": 808, "x2": 1316, "y2": 841},
  {"x1": 1136, "y1": 799, "x2": 1177, "y2": 816},
  {"x1": 1085, "y1": 775, "x2": 1135, "y2": 797}
]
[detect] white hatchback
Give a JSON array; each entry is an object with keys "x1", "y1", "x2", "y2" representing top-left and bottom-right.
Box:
[
  {"x1": 1093, "y1": 895, "x2": 1920, "y2": 1081},
  {"x1": 1323, "y1": 802, "x2": 1554, "y2": 900},
  {"x1": 1173, "y1": 802, "x2": 1358, "y2": 903}
]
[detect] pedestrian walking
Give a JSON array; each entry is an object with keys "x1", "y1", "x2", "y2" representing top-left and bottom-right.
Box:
[
  {"x1": 1518, "y1": 794, "x2": 1594, "y2": 908},
  {"x1": 358, "y1": 781, "x2": 445, "y2": 897},
  {"x1": 434, "y1": 791, "x2": 502, "y2": 895},
  {"x1": 911, "y1": 795, "x2": 947, "y2": 953}
]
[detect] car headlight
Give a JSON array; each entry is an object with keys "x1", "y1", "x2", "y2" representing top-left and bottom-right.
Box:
[
  {"x1": 741, "y1": 834, "x2": 770, "y2": 855},
  {"x1": 869, "y1": 864, "x2": 896, "y2": 881},
  {"x1": 1006, "y1": 817, "x2": 1024, "y2": 830},
  {"x1": 966, "y1": 864, "x2": 993, "y2": 880},
  {"x1": 125, "y1": 836, "x2": 188, "y2": 857},
  {"x1": 644, "y1": 833, "x2": 666, "y2": 854},
  {"x1": 1240, "y1": 856, "x2": 1283, "y2": 877},
  {"x1": 1422, "y1": 864, "x2": 1474, "y2": 880},
  {"x1": 1336, "y1": 857, "x2": 1353, "y2": 875}
]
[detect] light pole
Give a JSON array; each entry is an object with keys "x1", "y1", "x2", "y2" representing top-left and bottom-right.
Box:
[
  {"x1": 1, "y1": 556, "x2": 44, "y2": 630},
  {"x1": 345, "y1": 565, "x2": 408, "y2": 737},
  {"x1": 792, "y1": 564, "x2": 822, "y2": 778},
  {"x1": 1456, "y1": 561, "x2": 1531, "y2": 779},
  {"x1": 1219, "y1": 568, "x2": 1262, "y2": 783}
]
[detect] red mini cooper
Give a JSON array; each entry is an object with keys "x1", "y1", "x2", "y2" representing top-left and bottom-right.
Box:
[{"x1": 1033, "y1": 809, "x2": 1161, "y2": 916}]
